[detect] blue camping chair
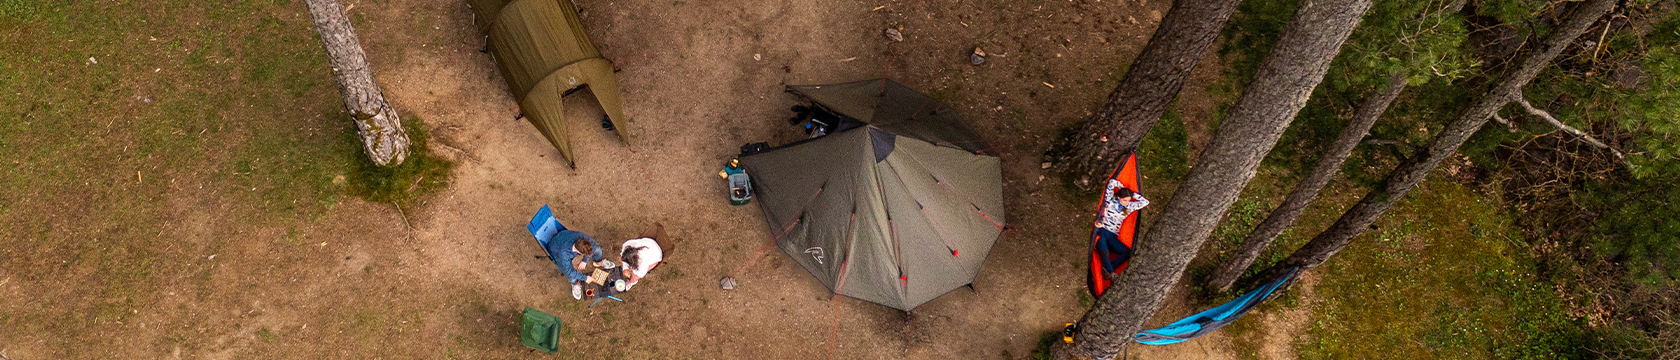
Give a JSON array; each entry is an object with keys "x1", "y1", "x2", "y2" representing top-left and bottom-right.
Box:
[{"x1": 527, "y1": 204, "x2": 567, "y2": 260}]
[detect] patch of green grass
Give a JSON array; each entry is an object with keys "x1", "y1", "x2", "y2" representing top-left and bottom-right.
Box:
[
  {"x1": 344, "y1": 117, "x2": 455, "y2": 205},
  {"x1": 1137, "y1": 105, "x2": 1189, "y2": 185},
  {"x1": 1212, "y1": 198, "x2": 1268, "y2": 252},
  {"x1": 256, "y1": 327, "x2": 276, "y2": 342},
  {"x1": 1027, "y1": 330, "x2": 1060, "y2": 360},
  {"x1": 1300, "y1": 180, "x2": 1588, "y2": 359},
  {"x1": 0, "y1": 0, "x2": 454, "y2": 354}
]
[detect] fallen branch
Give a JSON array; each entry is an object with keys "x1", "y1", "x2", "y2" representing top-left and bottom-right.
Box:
[
  {"x1": 1516, "y1": 95, "x2": 1633, "y2": 170},
  {"x1": 394, "y1": 203, "x2": 415, "y2": 236}
]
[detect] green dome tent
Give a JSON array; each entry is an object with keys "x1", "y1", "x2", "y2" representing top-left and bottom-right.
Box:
[
  {"x1": 740, "y1": 79, "x2": 1004, "y2": 311},
  {"x1": 469, "y1": 0, "x2": 630, "y2": 168}
]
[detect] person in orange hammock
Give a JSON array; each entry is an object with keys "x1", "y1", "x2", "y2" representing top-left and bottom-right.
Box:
[{"x1": 1093, "y1": 181, "x2": 1149, "y2": 280}]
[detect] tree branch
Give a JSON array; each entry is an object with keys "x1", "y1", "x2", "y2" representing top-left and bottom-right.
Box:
[
  {"x1": 1490, "y1": 112, "x2": 1518, "y2": 132},
  {"x1": 1515, "y1": 95, "x2": 1633, "y2": 170}
]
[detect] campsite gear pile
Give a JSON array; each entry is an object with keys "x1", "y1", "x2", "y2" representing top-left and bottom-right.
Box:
[
  {"x1": 737, "y1": 79, "x2": 1004, "y2": 311},
  {"x1": 786, "y1": 104, "x2": 845, "y2": 138},
  {"x1": 718, "y1": 159, "x2": 752, "y2": 206},
  {"x1": 469, "y1": 0, "x2": 631, "y2": 168}
]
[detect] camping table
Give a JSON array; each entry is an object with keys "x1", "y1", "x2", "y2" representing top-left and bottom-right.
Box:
[{"x1": 583, "y1": 267, "x2": 627, "y2": 301}]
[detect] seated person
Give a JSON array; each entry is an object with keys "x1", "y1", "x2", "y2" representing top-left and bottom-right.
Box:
[
  {"x1": 548, "y1": 230, "x2": 612, "y2": 300},
  {"x1": 618, "y1": 237, "x2": 664, "y2": 291},
  {"x1": 1093, "y1": 182, "x2": 1149, "y2": 278}
]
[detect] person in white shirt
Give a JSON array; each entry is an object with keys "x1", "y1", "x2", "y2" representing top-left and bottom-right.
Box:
[
  {"x1": 619, "y1": 238, "x2": 663, "y2": 290},
  {"x1": 1093, "y1": 180, "x2": 1149, "y2": 279}
]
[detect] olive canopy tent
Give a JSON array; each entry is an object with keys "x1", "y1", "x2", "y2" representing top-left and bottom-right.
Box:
[
  {"x1": 739, "y1": 79, "x2": 1004, "y2": 311},
  {"x1": 468, "y1": 0, "x2": 630, "y2": 168}
]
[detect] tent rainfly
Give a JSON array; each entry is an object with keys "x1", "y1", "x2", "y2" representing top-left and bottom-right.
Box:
[
  {"x1": 740, "y1": 79, "x2": 1004, "y2": 311},
  {"x1": 469, "y1": 0, "x2": 630, "y2": 168}
]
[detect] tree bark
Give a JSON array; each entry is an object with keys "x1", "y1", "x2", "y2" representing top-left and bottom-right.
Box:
[
  {"x1": 1207, "y1": 72, "x2": 1408, "y2": 292},
  {"x1": 1057, "y1": 0, "x2": 1244, "y2": 191},
  {"x1": 1057, "y1": 0, "x2": 1373, "y2": 358},
  {"x1": 305, "y1": 0, "x2": 410, "y2": 166},
  {"x1": 1253, "y1": 0, "x2": 1616, "y2": 282}
]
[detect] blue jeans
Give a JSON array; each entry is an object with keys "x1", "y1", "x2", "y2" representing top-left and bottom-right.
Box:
[{"x1": 1095, "y1": 228, "x2": 1131, "y2": 274}]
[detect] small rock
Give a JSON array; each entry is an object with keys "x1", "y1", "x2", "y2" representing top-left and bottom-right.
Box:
[
  {"x1": 884, "y1": 27, "x2": 903, "y2": 42},
  {"x1": 753, "y1": 53, "x2": 761, "y2": 61},
  {"x1": 1041, "y1": 162, "x2": 1052, "y2": 169},
  {"x1": 88, "y1": 56, "x2": 98, "y2": 64}
]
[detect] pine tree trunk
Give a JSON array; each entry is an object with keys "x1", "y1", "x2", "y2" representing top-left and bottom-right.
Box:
[
  {"x1": 1056, "y1": 0, "x2": 1373, "y2": 358},
  {"x1": 1057, "y1": 0, "x2": 1243, "y2": 191},
  {"x1": 305, "y1": 0, "x2": 410, "y2": 166},
  {"x1": 1253, "y1": 0, "x2": 1616, "y2": 283},
  {"x1": 1207, "y1": 72, "x2": 1407, "y2": 292}
]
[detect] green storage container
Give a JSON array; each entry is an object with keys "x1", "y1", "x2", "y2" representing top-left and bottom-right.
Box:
[{"x1": 519, "y1": 307, "x2": 562, "y2": 353}]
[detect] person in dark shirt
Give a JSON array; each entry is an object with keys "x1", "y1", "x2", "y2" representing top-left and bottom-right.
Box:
[{"x1": 548, "y1": 230, "x2": 611, "y2": 299}]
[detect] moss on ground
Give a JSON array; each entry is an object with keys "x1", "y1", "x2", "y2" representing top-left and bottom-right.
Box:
[
  {"x1": 1299, "y1": 180, "x2": 1588, "y2": 359},
  {"x1": 344, "y1": 117, "x2": 455, "y2": 205},
  {"x1": 0, "y1": 0, "x2": 451, "y2": 355}
]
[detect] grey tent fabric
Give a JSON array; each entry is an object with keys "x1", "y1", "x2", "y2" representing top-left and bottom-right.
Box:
[
  {"x1": 741, "y1": 82, "x2": 1003, "y2": 310},
  {"x1": 788, "y1": 79, "x2": 991, "y2": 154}
]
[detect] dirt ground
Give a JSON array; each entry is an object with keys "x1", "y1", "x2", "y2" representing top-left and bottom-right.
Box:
[{"x1": 2, "y1": 0, "x2": 1316, "y2": 358}]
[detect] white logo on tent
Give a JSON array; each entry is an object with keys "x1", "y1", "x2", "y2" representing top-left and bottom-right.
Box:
[{"x1": 804, "y1": 247, "x2": 825, "y2": 265}]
